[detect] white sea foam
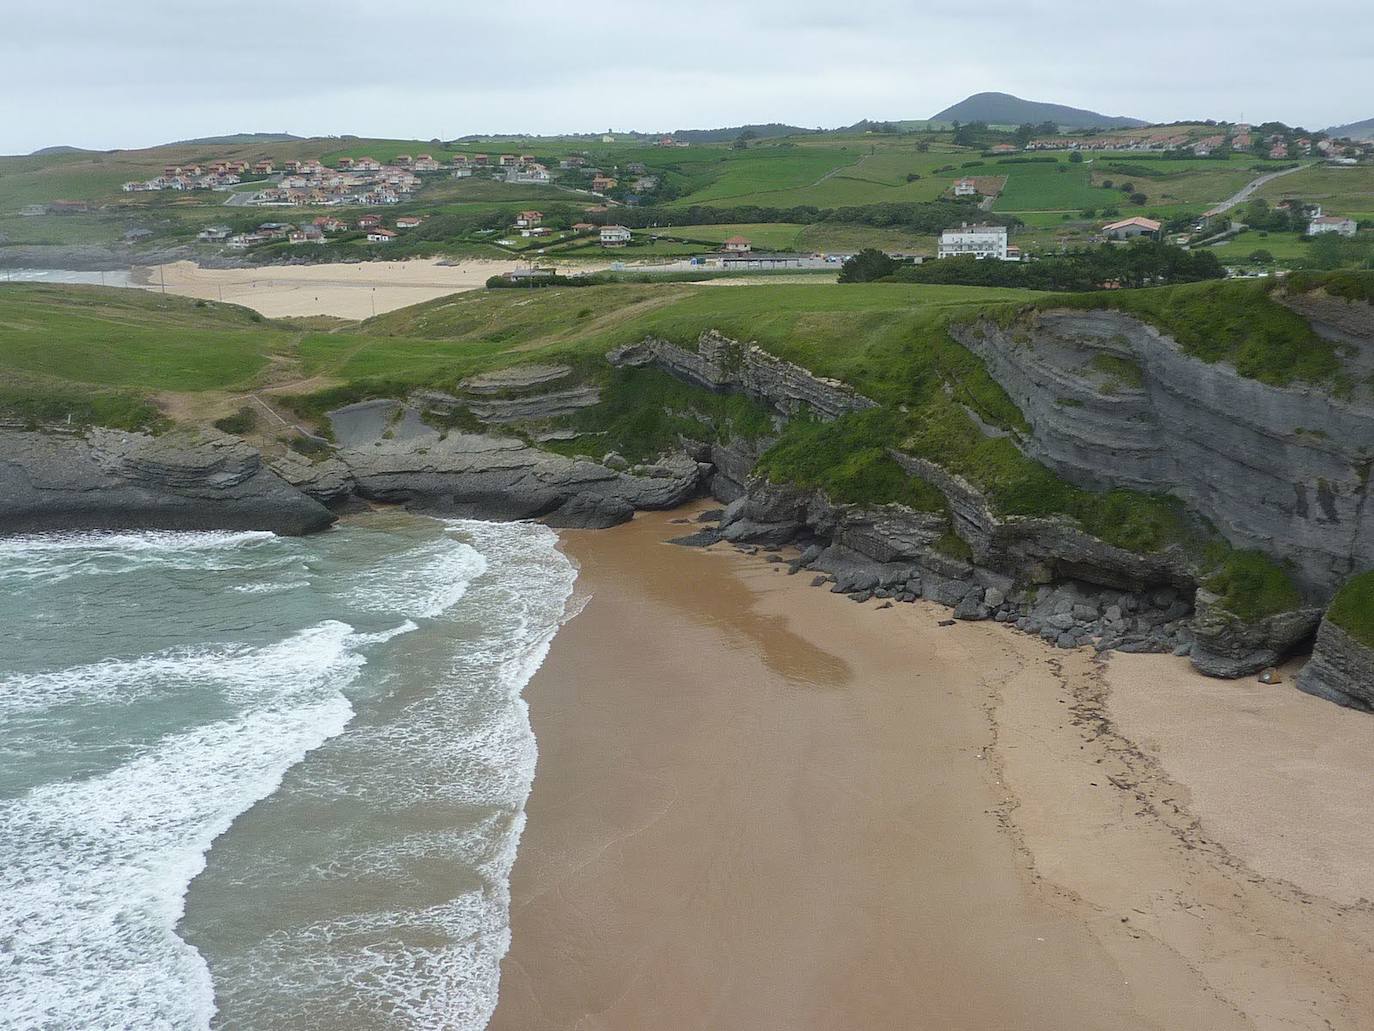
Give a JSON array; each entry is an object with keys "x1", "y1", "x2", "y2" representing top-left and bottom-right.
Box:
[
  {"x1": 0, "y1": 620, "x2": 393, "y2": 1029},
  {"x1": 0, "y1": 517, "x2": 582, "y2": 1030},
  {"x1": 340, "y1": 533, "x2": 488, "y2": 619}
]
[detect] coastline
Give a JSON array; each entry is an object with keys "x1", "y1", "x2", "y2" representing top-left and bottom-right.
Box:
[{"x1": 493, "y1": 507, "x2": 1374, "y2": 1030}]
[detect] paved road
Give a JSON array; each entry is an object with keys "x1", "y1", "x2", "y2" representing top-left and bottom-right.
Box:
[{"x1": 1208, "y1": 162, "x2": 1312, "y2": 214}]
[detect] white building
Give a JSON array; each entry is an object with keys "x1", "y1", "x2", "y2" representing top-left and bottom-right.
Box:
[
  {"x1": 1309, "y1": 215, "x2": 1357, "y2": 237},
  {"x1": 600, "y1": 225, "x2": 632, "y2": 247},
  {"x1": 937, "y1": 223, "x2": 1010, "y2": 260},
  {"x1": 953, "y1": 178, "x2": 978, "y2": 197}
]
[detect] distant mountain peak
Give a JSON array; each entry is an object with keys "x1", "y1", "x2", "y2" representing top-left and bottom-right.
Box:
[{"x1": 930, "y1": 92, "x2": 1148, "y2": 130}]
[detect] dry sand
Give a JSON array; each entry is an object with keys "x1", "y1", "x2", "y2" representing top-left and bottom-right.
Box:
[
  {"x1": 492, "y1": 509, "x2": 1374, "y2": 1030},
  {"x1": 131, "y1": 259, "x2": 605, "y2": 319}
]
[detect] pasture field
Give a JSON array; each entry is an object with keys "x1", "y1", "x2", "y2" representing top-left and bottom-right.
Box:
[
  {"x1": 1254, "y1": 164, "x2": 1374, "y2": 215},
  {"x1": 0, "y1": 283, "x2": 291, "y2": 390}
]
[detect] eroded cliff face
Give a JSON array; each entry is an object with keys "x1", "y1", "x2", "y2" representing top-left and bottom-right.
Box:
[
  {"x1": 608, "y1": 331, "x2": 878, "y2": 420},
  {"x1": 0, "y1": 427, "x2": 335, "y2": 535},
  {"x1": 951, "y1": 309, "x2": 1374, "y2": 597}
]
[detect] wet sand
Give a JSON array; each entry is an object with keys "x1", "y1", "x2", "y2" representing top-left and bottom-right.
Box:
[
  {"x1": 131, "y1": 259, "x2": 607, "y2": 319},
  {"x1": 492, "y1": 510, "x2": 1374, "y2": 1030}
]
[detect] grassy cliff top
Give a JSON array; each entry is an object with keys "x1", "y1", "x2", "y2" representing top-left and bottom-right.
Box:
[
  {"x1": 1327, "y1": 571, "x2": 1374, "y2": 649},
  {"x1": 0, "y1": 277, "x2": 1318, "y2": 609},
  {"x1": 1009, "y1": 271, "x2": 1374, "y2": 391}
]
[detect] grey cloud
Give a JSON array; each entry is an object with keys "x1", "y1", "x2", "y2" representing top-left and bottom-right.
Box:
[{"x1": 1, "y1": 0, "x2": 1369, "y2": 153}]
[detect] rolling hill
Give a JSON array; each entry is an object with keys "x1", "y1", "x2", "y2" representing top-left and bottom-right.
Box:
[
  {"x1": 1326, "y1": 117, "x2": 1374, "y2": 141},
  {"x1": 930, "y1": 92, "x2": 1148, "y2": 129}
]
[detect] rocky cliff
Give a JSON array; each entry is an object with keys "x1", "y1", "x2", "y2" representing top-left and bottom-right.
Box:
[
  {"x1": 608, "y1": 331, "x2": 878, "y2": 419},
  {"x1": 328, "y1": 399, "x2": 703, "y2": 528},
  {"x1": 0, "y1": 427, "x2": 334, "y2": 535},
  {"x1": 1297, "y1": 618, "x2": 1374, "y2": 711},
  {"x1": 950, "y1": 309, "x2": 1374, "y2": 597}
]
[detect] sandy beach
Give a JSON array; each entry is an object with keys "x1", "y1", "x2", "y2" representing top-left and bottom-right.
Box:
[
  {"x1": 493, "y1": 508, "x2": 1374, "y2": 1030},
  {"x1": 130, "y1": 259, "x2": 605, "y2": 319}
]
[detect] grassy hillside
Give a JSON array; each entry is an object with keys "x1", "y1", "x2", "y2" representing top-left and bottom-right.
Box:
[
  {"x1": 930, "y1": 92, "x2": 1147, "y2": 130},
  {"x1": 5, "y1": 274, "x2": 1334, "y2": 612},
  {"x1": 3, "y1": 128, "x2": 1326, "y2": 270}
]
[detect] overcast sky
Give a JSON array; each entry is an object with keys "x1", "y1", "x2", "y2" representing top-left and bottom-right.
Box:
[{"x1": 4, "y1": 0, "x2": 1369, "y2": 154}]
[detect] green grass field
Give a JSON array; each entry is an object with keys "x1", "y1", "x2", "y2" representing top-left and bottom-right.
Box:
[
  {"x1": 1255, "y1": 165, "x2": 1374, "y2": 215},
  {"x1": 0, "y1": 284, "x2": 294, "y2": 390}
]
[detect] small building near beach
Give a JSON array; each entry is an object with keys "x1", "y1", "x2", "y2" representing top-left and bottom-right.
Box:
[
  {"x1": 722, "y1": 235, "x2": 752, "y2": 253},
  {"x1": 600, "y1": 225, "x2": 632, "y2": 247},
  {"x1": 937, "y1": 223, "x2": 1010, "y2": 260},
  {"x1": 1101, "y1": 216, "x2": 1162, "y2": 240},
  {"x1": 366, "y1": 229, "x2": 396, "y2": 243}
]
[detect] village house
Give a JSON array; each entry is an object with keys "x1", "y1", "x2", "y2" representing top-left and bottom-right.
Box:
[
  {"x1": 1309, "y1": 215, "x2": 1357, "y2": 237},
  {"x1": 452, "y1": 167, "x2": 473, "y2": 178},
  {"x1": 366, "y1": 228, "x2": 397, "y2": 243},
  {"x1": 395, "y1": 215, "x2": 424, "y2": 228},
  {"x1": 521, "y1": 226, "x2": 552, "y2": 238},
  {"x1": 1102, "y1": 216, "x2": 1162, "y2": 240},
  {"x1": 988, "y1": 143, "x2": 1017, "y2": 155},
  {"x1": 953, "y1": 178, "x2": 978, "y2": 197},
  {"x1": 282, "y1": 160, "x2": 300, "y2": 173},
  {"x1": 1270, "y1": 142, "x2": 1290, "y2": 159},
  {"x1": 473, "y1": 154, "x2": 489, "y2": 165},
  {"x1": 314, "y1": 216, "x2": 349, "y2": 233},
  {"x1": 632, "y1": 176, "x2": 659, "y2": 192},
  {"x1": 591, "y1": 175, "x2": 617, "y2": 192},
  {"x1": 572, "y1": 222, "x2": 597, "y2": 231},
  {"x1": 722, "y1": 235, "x2": 752, "y2": 254},
  {"x1": 413, "y1": 155, "x2": 440, "y2": 172},
  {"x1": 197, "y1": 225, "x2": 232, "y2": 242},
  {"x1": 354, "y1": 157, "x2": 382, "y2": 171},
  {"x1": 253, "y1": 160, "x2": 275, "y2": 174},
  {"x1": 559, "y1": 156, "x2": 586, "y2": 169},
  {"x1": 600, "y1": 225, "x2": 632, "y2": 247},
  {"x1": 357, "y1": 214, "x2": 383, "y2": 230},
  {"x1": 288, "y1": 225, "x2": 325, "y2": 244},
  {"x1": 393, "y1": 155, "x2": 413, "y2": 167},
  {"x1": 625, "y1": 161, "x2": 648, "y2": 175},
  {"x1": 499, "y1": 154, "x2": 518, "y2": 167},
  {"x1": 336, "y1": 157, "x2": 355, "y2": 169},
  {"x1": 937, "y1": 223, "x2": 1011, "y2": 260},
  {"x1": 514, "y1": 210, "x2": 543, "y2": 228}
]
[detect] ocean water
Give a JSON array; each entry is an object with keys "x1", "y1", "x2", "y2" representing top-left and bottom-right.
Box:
[
  {"x1": 0, "y1": 268, "x2": 134, "y2": 287},
  {"x1": 0, "y1": 512, "x2": 580, "y2": 1029}
]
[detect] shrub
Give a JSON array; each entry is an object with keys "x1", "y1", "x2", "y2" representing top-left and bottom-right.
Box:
[
  {"x1": 1326, "y1": 571, "x2": 1374, "y2": 648},
  {"x1": 213, "y1": 406, "x2": 257, "y2": 435},
  {"x1": 1205, "y1": 549, "x2": 1302, "y2": 620}
]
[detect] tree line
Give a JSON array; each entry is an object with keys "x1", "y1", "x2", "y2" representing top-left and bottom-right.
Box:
[{"x1": 839, "y1": 241, "x2": 1225, "y2": 291}]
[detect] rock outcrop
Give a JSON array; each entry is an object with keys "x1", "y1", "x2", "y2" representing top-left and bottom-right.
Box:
[
  {"x1": 0, "y1": 427, "x2": 334, "y2": 536},
  {"x1": 952, "y1": 309, "x2": 1374, "y2": 596},
  {"x1": 1297, "y1": 618, "x2": 1374, "y2": 711},
  {"x1": 1188, "y1": 590, "x2": 1323, "y2": 678},
  {"x1": 334, "y1": 406, "x2": 703, "y2": 528},
  {"x1": 609, "y1": 331, "x2": 878, "y2": 419}
]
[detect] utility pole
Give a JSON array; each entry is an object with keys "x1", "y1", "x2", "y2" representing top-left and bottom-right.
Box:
[{"x1": 159, "y1": 264, "x2": 166, "y2": 294}]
